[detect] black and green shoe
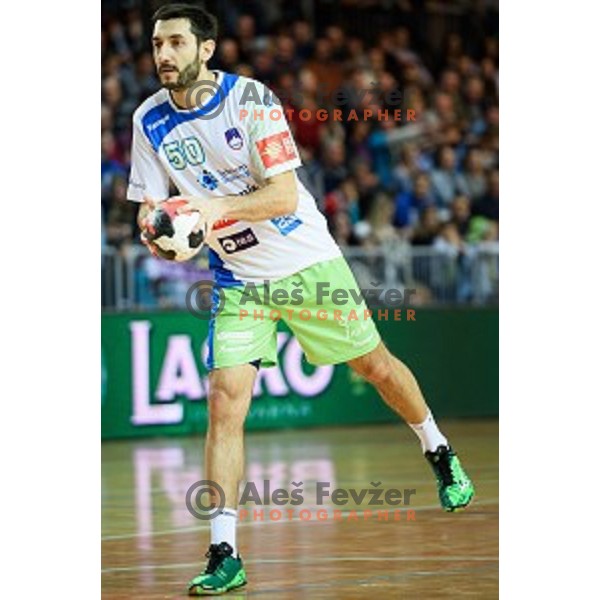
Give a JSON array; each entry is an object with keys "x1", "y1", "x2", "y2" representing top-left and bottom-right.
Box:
[
  {"x1": 425, "y1": 445, "x2": 474, "y2": 512},
  {"x1": 188, "y1": 542, "x2": 247, "y2": 596}
]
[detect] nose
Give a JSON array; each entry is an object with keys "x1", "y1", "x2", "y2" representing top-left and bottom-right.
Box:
[{"x1": 156, "y1": 46, "x2": 175, "y2": 67}]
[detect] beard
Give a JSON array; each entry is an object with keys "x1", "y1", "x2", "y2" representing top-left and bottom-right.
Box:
[{"x1": 161, "y1": 55, "x2": 201, "y2": 91}]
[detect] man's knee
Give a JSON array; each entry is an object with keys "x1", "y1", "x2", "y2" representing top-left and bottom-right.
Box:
[
  {"x1": 208, "y1": 386, "x2": 249, "y2": 430},
  {"x1": 207, "y1": 364, "x2": 256, "y2": 429},
  {"x1": 350, "y1": 350, "x2": 393, "y2": 386},
  {"x1": 361, "y1": 361, "x2": 393, "y2": 385}
]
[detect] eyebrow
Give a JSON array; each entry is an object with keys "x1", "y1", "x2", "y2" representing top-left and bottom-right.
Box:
[{"x1": 152, "y1": 34, "x2": 186, "y2": 42}]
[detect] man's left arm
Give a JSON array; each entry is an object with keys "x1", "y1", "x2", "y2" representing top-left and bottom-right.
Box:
[{"x1": 174, "y1": 170, "x2": 298, "y2": 227}]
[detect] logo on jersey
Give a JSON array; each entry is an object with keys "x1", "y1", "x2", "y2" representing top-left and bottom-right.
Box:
[
  {"x1": 217, "y1": 164, "x2": 251, "y2": 183},
  {"x1": 239, "y1": 183, "x2": 260, "y2": 196},
  {"x1": 213, "y1": 218, "x2": 238, "y2": 231},
  {"x1": 198, "y1": 169, "x2": 219, "y2": 191},
  {"x1": 218, "y1": 228, "x2": 259, "y2": 254},
  {"x1": 256, "y1": 131, "x2": 297, "y2": 169},
  {"x1": 128, "y1": 179, "x2": 145, "y2": 191},
  {"x1": 225, "y1": 127, "x2": 244, "y2": 150},
  {"x1": 146, "y1": 114, "x2": 170, "y2": 131},
  {"x1": 271, "y1": 214, "x2": 303, "y2": 236}
]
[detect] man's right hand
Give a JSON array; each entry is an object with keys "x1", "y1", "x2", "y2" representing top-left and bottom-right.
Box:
[{"x1": 138, "y1": 196, "x2": 161, "y2": 257}]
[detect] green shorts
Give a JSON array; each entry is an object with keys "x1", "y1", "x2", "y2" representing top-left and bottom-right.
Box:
[{"x1": 206, "y1": 257, "x2": 381, "y2": 370}]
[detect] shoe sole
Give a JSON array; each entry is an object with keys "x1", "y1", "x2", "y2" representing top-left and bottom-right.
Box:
[
  {"x1": 189, "y1": 578, "x2": 247, "y2": 596},
  {"x1": 443, "y1": 490, "x2": 475, "y2": 512}
]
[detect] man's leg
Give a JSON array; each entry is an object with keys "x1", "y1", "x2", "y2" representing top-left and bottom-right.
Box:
[
  {"x1": 188, "y1": 363, "x2": 256, "y2": 596},
  {"x1": 348, "y1": 342, "x2": 474, "y2": 511},
  {"x1": 206, "y1": 363, "x2": 257, "y2": 519},
  {"x1": 347, "y1": 341, "x2": 429, "y2": 424}
]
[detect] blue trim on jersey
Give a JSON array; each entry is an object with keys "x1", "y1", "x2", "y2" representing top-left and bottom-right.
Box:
[
  {"x1": 208, "y1": 248, "x2": 244, "y2": 288},
  {"x1": 270, "y1": 215, "x2": 303, "y2": 236},
  {"x1": 141, "y1": 73, "x2": 240, "y2": 152},
  {"x1": 206, "y1": 287, "x2": 218, "y2": 371}
]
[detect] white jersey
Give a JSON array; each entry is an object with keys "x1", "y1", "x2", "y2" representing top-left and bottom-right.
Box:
[{"x1": 127, "y1": 70, "x2": 341, "y2": 286}]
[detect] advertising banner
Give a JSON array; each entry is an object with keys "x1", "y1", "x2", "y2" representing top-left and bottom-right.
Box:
[{"x1": 101, "y1": 309, "x2": 498, "y2": 439}]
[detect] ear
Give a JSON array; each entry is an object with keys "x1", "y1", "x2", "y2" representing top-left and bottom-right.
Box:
[{"x1": 199, "y1": 39, "x2": 216, "y2": 62}]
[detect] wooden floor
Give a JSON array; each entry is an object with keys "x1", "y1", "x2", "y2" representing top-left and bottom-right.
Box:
[{"x1": 102, "y1": 421, "x2": 498, "y2": 598}]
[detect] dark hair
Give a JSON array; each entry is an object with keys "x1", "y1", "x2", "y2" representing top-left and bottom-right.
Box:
[{"x1": 152, "y1": 3, "x2": 218, "y2": 44}]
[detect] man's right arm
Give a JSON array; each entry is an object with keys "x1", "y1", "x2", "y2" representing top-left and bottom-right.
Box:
[
  {"x1": 127, "y1": 115, "x2": 170, "y2": 251},
  {"x1": 127, "y1": 116, "x2": 170, "y2": 204}
]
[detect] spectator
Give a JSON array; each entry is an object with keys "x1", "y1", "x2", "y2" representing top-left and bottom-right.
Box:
[
  {"x1": 412, "y1": 206, "x2": 442, "y2": 246},
  {"x1": 102, "y1": 75, "x2": 136, "y2": 134},
  {"x1": 134, "y1": 52, "x2": 160, "y2": 99},
  {"x1": 324, "y1": 178, "x2": 360, "y2": 224},
  {"x1": 216, "y1": 39, "x2": 241, "y2": 73},
  {"x1": 347, "y1": 121, "x2": 374, "y2": 167},
  {"x1": 367, "y1": 193, "x2": 399, "y2": 246},
  {"x1": 235, "y1": 14, "x2": 265, "y2": 58},
  {"x1": 474, "y1": 169, "x2": 499, "y2": 222},
  {"x1": 462, "y1": 148, "x2": 488, "y2": 203},
  {"x1": 463, "y1": 76, "x2": 487, "y2": 133},
  {"x1": 430, "y1": 146, "x2": 468, "y2": 207},
  {"x1": 480, "y1": 57, "x2": 499, "y2": 102},
  {"x1": 290, "y1": 70, "x2": 326, "y2": 153},
  {"x1": 292, "y1": 21, "x2": 315, "y2": 61},
  {"x1": 393, "y1": 143, "x2": 424, "y2": 194},
  {"x1": 252, "y1": 50, "x2": 277, "y2": 83},
  {"x1": 393, "y1": 172, "x2": 435, "y2": 229},
  {"x1": 325, "y1": 26, "x2": 349, "y2": 62},
  {"x1": 297, "y1": 146, "x2": 325, "y2": 205},
  {"x1": 449, "y1": 195, "x2": 473, "y2": 239},
  {"x1": 105, "y1": 176, "x2": 136, "y2": 248},
  {"x1": 367, "y1": 117, "x2": 397, "y2": 188},
  {"x1": 101, "y1": 103, "x2": 114, "y2": 132},
  {"x1": 321, "y1": 140, "x2": 348, "y2": 194},
  {"x1": 353, "y1": 163, "x2": 382, "y2": 218},
  {"x1": 306, "y1": 38, "x2": 344, "y2": 96},
  {"x1": 330, "y1": 210, "x2": 360, "y2": 248},
  {"x1": 273, "y1": 35, "x2": 302, "y2": 77},
  {"x1": 101, "y1": 130, "x2": 126, "y2": 215},
  {"x1": 439, "y1": 69, "x2": 464, "y2": 118}
]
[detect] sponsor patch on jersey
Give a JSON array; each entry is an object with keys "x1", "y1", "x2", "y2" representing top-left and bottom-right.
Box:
[
  {"x1": 216, "y1": 330, "x2": 254, "y2": 341},
  {"x1": 213, "y1": 218, "x2": 239, "y2": 231},
  {"x1": 218, "y1": 228, "x2": 259, "y2": 254},
  {"x1": 271, "y1": 214, "x2": 303, "y2": 236},
  {"x1": 198, "y1": 169, "x2": 219, "y2": 191},
  {"x1": 225, "y1": 127, "x2": 244, "y2": 150},
  {"x1": 239, "y1": 183, "x2": 260, "y2": 195},
  {"x1": 128, "y1": 179, "x2": 145, "y2": 190},
  {"x1": 217, "y1": 164, "x2": 251, "y2": 183},
  {"x1": 256, "y1": 131, "x2": 297, "y2": 169},
  {"x1": 146, "y1": 114, "x2": 170, "y2": 131}
]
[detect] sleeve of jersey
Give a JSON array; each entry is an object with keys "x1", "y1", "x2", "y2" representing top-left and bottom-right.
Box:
[
  {"x1": 245, "y1": 84, "x2": 302, "y2": 179},
  {"x1": 126, "y1": 119, "x2": 170, "y2": 202}
]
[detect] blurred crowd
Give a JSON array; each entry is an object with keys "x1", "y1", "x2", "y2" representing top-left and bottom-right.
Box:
[{"x1": 102, "y1": 0, "x2": 499, "y2": 305}]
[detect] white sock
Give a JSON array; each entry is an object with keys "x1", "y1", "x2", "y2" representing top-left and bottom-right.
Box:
[
  {"x1": 211, "y1": 508, "x2": 237, "y2": 554},
  {"x1": 409, "y1": 412, "x2": 448, "y2": 453}
]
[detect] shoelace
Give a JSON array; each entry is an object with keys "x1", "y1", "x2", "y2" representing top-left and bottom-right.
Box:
[{"x1": 204, "y1": 545, "x2": 227, "y2": 574}]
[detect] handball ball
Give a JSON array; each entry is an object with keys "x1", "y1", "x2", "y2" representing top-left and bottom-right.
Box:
[{"x1": 144, "y1": 199, "x2": 207, "y2": 262}]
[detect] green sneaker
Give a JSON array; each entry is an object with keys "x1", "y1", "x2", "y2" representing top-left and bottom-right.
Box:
[
  {"x1": 188, "y1": 542, "x2": 247, "y2": 596},
  {"x1": 425, "y1": 445, "x2": 474, "y2": 512}
]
